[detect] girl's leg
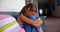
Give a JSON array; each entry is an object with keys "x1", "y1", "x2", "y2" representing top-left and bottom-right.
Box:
[
  {"x1": 23, "y1": 23, "x2": 32, "y2": 32},
  {"x1": 37, "y1": 28, "x2": 43, "y2": 32},
  {"x1": 35, "y1": 26, "x2": 43, "y2": 32}
]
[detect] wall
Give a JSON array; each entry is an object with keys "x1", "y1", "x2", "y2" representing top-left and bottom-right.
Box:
[
  {"x1": 52, "y1": 0, "x2": 60, "y2": 17},
  {"x1": 0, "y1": 0, "x2": 25, "y2": 12}
]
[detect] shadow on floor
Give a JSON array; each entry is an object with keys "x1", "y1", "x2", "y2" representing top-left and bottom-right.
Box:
[{"x1": 45, "y1": 17, "x2": 60, "y2": 32}]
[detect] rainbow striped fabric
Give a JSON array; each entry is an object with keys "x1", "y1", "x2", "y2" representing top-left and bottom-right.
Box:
[{"x1": 0, "y1": 14, "x2": 25, "y2": 32}]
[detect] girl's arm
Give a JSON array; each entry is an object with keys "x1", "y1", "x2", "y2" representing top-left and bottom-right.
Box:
[
  {"x1": 20, "y1": 15, "x2": 42, "y2": 26},
  {"x1": 20, "y1": 15, "x2": 34, "y2": 25}
]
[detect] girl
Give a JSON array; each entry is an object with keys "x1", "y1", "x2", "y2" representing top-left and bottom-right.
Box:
[{"x1": 17, "y1": 4, "x2": 43, "y2": 32}]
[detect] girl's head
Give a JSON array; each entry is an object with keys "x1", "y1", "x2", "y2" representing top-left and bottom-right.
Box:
[
  {"x1": 25, "y1": 8, "x2": 36, "y2": 16},
  {"x1": 22, "y1": 4, "x2": 37, "y2": 16},
  {"x1": 20, "y1": 3, "x2": 37, "y2": 16}
]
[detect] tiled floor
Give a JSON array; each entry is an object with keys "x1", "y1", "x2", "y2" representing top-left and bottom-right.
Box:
[{"x1": 44, "y1": 17, "x2": 60, "y2": 32}]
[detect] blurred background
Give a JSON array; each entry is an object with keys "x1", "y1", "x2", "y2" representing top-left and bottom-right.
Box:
[{"x1": 0, "y1": 0, "x2": 60, "y2": 32}]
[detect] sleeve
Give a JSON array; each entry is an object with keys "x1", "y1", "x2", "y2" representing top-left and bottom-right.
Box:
[{"x1": 17, "y1": 13, "x2": 24, "y2": 27}]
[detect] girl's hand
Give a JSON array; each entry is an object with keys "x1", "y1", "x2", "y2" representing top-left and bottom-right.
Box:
[
  {"x1": 32, "y1": 18, "x2": 43, "y2": 26},
  {"x1": 37, "y1": 17, "x2": 43, "y2": 25}
]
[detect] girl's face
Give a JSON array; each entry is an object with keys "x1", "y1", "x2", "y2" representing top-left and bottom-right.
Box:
[{"x1": 25, "y1": 9, "x2": 36, "y2": 16}]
